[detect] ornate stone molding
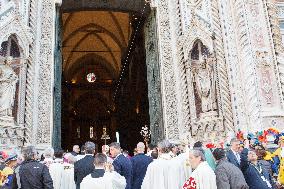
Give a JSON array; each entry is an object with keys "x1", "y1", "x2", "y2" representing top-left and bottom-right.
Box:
[
  {"x1": 182, "y1": 19, "x2": 214, "y2": 59},
  {"x1": 34, "y1": 0, "x2": 57, "y2": 146},
  {"x1": 0, "y1": 15, "x2": 33, "y2": 58},
  {"x1": 156, "y1": 0, "x2": 179, "y2": 140},
  {"x1": 210, "y1": 0, "x2": 234, "y2": 132}
]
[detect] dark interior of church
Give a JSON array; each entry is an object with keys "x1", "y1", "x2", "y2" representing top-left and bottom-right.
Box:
[{"x1": 58, "y1": 1, "x2": 151, "y2": 153}]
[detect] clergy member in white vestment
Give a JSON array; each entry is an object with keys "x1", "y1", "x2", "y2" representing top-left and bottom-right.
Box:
[
  {"x1": 142, "y1": 140, "x2": 174, "y2": 189},
  {"x1": 168, "y1": 148, "x2": 192, "y2": 188},
  {"x1": 49, "y1": 150, "x2": 64, "y2": 189},
  {"x1": 61, "y1": 153, "x2": 76, "y2": 189},
  {"x1": 183, "y1": 148, "x2": 217, "y2": 189},
  {"x1": 80, "y1": 153, "x2": 126, "y2": 189}
]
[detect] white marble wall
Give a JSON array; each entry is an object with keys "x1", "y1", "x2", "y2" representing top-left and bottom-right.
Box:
[{"x1": 1, "y1": 0, "x2": 284, "y2": 147}]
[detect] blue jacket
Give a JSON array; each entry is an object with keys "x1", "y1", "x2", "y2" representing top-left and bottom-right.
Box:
[
  {"x1": 226, "y1": 149, "x2": 240, "y2": 168},
  {"x1": 113, "y1": 154, "x2": 133, "y2": 189},
  {"x1": 240, "y1": 148, "x2": 274, "y2": 189},
  {"x1": 131, "y1": 153, "x2": 153, "y2": 189}
]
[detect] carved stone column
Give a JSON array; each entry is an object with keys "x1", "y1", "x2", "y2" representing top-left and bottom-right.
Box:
[
  {"x1": 31, "y1": 0, "x2": 57, "y2": 148},
  {"x1": 155, "y1": 0, "x2": 180, "y2": 140}
]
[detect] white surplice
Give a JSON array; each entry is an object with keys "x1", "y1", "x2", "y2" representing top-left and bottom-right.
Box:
[
  {"x1": 142, "y1": 152, "x2": 192, "y2": 189},
  {"x1": 183, "y1": 161, "x2": 217, "y2": 189},
  {"x1": 168, "y1": 153, "x2": 192, "y2": 189},
  {"x1": 80, "y1": 171, "x2": 126, "y2": 189},
  {"x1": 61, "y1": 163, "x2": 76, "y2": 189},
  {"x1": 49, "y1": 160, "x2": 64, "y2": 189},
  {"x1": 141, "y1": 153, "x2": 173, "y2": 189}
]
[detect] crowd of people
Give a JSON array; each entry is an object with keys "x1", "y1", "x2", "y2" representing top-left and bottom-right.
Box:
[{"x1": 1, "y1": 129, "x2": 284, "y2": 189}]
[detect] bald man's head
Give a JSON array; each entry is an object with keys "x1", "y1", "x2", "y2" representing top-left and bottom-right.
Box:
[
  {"x1": 137, "y1": 142, "x2": 145, "y2": 153},
  {"x1": 73, "y1": 145, "x2": 80, "y2": 154}
]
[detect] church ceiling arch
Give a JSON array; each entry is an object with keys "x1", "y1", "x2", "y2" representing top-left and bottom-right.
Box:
[
  {"x1": 65, "y1": 53, "x2": 117, "y2": 81},
  {"x1": 62, "y1": 11, "x2": 132, "y2": 77},
  {"x1": 64, "y1": 32, "x2": 119, "y2": 73},
  {"x1": 62, "y1": 23, "x2": 124, "y2": 49}
]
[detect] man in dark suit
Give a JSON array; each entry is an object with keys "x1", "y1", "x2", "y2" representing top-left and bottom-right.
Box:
[
  {"x1": 131, "y1": 142, "x2": 153, "y2": 189},
  {"x1": 110, "y1": 142, "x2": 132, "y2": 189},
  {"x1": 74, "y1": 141, "x2": 96, "y2": 189},
  {"x1": 226, "y1": 138, "x2": 241, "y2": 168}
]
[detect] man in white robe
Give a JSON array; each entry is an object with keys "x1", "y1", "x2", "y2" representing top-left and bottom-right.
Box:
[
  {"x1": 168, "y1": 151, "x2": 192, "y2": 188},
  {"x1": 183, "y1": 148, "x2": 217, "y2": 189},
  {"x1": 49, "y1": 156, "x2": 64, "y2": 188},
  {"x1": 142, "y1": 140, "x2": 179, "y2": 189},
  {"x1": 80, "y1": 153, "x2": 126, "y2": 189}
]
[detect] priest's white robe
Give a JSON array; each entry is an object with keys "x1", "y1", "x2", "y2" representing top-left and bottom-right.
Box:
[
  {"x1": 142, "y1": 153, "x2": 174, "y2": 189},
  {"x1": 49, "y1": 161, "x2": 64, "y2": 189},
  {"x1": 61, "y1": 163, "x2": 76, "y2": 189},
  {"x1": 183, "y1": 162, "x2": 217, "y2": 189},
  {"x1": 80, "y1": 171, "x2": 126, "y2": 189},
  {"x1": 168, "y1": 153, "x2": 192, "y2": 188}
]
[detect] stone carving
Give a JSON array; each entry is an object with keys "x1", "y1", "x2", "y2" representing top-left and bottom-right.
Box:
[
  {"x1": 0, "y1": 0, "x2": 282, "y2": 148},
  {"x1": 256, "y1": 51, "x2": 274, "y2": 104},
  {"x1": 0, "y1": 57, "x2": 18, "y2": 117},
  {"x1": 256, "y1": 51, "x2": 270, "y2": 67},
  {"x1": 156, "y1": 0, "x2": 179, "y2": 140},
  {"x1": 193, "y1": 55, "x2": 217, "y2": 114}
]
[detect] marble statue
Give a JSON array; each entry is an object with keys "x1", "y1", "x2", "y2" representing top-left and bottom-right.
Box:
[
  {"x1": 194, "y1": 55, "x2": 216, "y2": 113},
  {"x1": 0, "y1": 57, "x2": 18, "y2": 117}
]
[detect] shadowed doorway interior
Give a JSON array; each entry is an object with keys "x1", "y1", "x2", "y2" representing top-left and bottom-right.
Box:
[{"x1": 58, "y1": 8, "x2": 151, "y2": 153}]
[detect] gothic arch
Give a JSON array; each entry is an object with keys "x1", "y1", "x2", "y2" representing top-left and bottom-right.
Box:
[
  {"x1": 183, "y1": 23, "x2": 214, "y2": 60},
  {"x1": 0, "y1": 16, "x2": 32, "y2": 58}
]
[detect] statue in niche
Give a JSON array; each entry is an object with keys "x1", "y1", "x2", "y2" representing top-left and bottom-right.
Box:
[
  {"x1": 194, "y1": 55, "x2": 217, "y2": 113},
  {"x1": 0, "y1": 57, "x2": 18, "y2": 117}
]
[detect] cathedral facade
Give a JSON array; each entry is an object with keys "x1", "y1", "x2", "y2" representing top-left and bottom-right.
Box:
[{"x1": 1, "y1": 0, "x2": 284, "y2": 149}]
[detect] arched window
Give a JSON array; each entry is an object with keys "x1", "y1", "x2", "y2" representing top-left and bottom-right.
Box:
[{"x1": 0, "y1": 35, "x2": 21, "y2": 58}]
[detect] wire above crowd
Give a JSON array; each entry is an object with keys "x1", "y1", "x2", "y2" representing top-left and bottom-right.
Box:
[{"x1": 1, "y1": 128, "x2": 284, "y2": 189}]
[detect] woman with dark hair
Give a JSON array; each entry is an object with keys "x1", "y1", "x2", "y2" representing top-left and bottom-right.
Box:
[{"x1": 255, "y1": 146, "x2": 273, "y2": 176}]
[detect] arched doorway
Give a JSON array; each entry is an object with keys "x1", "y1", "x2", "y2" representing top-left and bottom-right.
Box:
[{"x1": 55, "y1": 1, "x2": 158, "y2": 153}]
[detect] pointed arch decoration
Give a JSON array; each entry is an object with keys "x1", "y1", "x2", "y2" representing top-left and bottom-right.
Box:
[{"x1": 0, "y1": 16, "x2": 33, "y2": 58}]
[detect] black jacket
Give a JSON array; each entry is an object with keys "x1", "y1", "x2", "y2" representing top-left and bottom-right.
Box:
[
  {"x1": 11, "y1": 159, "x2": 53, "y2": 189},
  {"x1": 74, "y1": 154, "x2": 95, "y2": 185},
  {"x1": 113, "y1": 154, "x2": 132, "y2": 189}
]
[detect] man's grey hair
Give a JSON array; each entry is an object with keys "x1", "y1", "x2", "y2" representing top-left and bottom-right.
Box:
[
  {"x1": 230, "y1": 138, "x2": 239, "y2": 144},
  {"x1": 94, "y1": 153, "x2": 107, "y2": 166},
  {"x1": 109, "y1": 142, "x2": 121, "y2": 150},
  {"x1": 85, "y1": 141, "x2": 96, "y2": 154},
  {"x1": 22, "y1": 146, "x2": 37, "y2": 161},
  {"x1": 43, "y1": 147, "x2": 54, "y2": 158},
  {"x1": 158, "y1": 140, "x2": 171, "y2": 153},
  {"x1": 190, "y1": 148, "x2": 206, "y2": 161}
]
